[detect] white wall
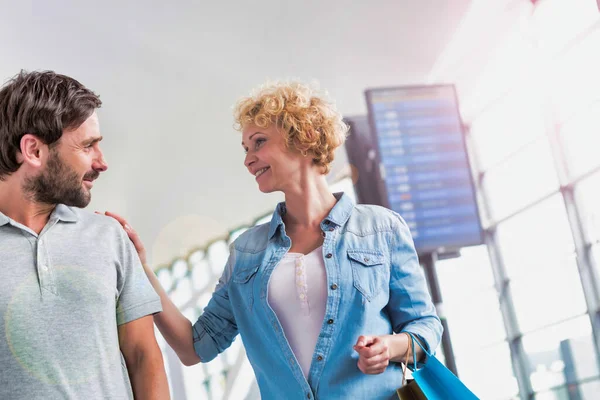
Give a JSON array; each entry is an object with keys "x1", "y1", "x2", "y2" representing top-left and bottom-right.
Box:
[{"x1": 1, "y1": 0, "x2": 470, "y2": 267}]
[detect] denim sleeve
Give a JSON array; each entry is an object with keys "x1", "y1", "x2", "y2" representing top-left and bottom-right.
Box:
[
  {"x1": 192, "y1": 244, "x2": 239, "y2": 362},
  {"x1": 386, "y1": 212, "x2": 443, "y2": 365}
]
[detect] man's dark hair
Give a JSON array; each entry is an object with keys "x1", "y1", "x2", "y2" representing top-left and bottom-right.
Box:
[{"x1": 0, "y1": 70, "x2": 101, "y2": 180}]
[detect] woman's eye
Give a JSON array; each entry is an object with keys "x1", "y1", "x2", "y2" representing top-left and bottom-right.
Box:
[{"x1": 255, "y1": 138, "x2": 265, "y2": 149}]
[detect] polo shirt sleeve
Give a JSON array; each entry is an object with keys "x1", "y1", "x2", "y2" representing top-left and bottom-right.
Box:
[{"x1": 114, "y1": 224, "x2": 162, "y2": 326}]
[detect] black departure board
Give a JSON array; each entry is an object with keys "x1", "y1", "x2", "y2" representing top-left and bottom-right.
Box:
[{"x1": 365, "y1": 85, "x2": 483, "y2": 254}]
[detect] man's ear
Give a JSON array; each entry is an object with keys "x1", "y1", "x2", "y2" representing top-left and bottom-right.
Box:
[{"x1": 20, "y1": 134, "x2": 47, "y2": 168}]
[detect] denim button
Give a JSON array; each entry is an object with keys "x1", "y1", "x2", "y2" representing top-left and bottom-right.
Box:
[
  {"x1": 326, "y1": 253, "x2": 332, "y2": 259},
  {"x1": 327, "y1": 319, "x2": 334, "y2": 324},
  {"x1": 317, "y1": 355, "x2": 323, "y2": 361},
  {"x1": 330, "y1": 284, "x2": 338, "y2": 290}
]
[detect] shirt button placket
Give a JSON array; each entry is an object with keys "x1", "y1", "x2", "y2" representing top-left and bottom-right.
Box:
[{"x1": 37, "y1": 237, "x2": 53, "y2": 294}]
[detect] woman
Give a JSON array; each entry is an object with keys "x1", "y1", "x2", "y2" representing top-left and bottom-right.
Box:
[{"x1": 107, "y1": 81, "x2": 442, "y2": 399}]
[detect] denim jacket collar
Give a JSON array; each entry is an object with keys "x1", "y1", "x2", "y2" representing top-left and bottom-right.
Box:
[{"x1": 267, "y1": 192, "x2": 354, "y2": 240}]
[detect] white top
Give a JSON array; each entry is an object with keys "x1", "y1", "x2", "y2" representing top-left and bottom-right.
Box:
[{"x1": 268, "y1": 246, "x2": 327, "y2": 378}]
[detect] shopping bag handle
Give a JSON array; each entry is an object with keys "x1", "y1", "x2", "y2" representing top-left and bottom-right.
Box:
[{"x1": 405, "y1": 332, "x2": 430, "y2": 371}]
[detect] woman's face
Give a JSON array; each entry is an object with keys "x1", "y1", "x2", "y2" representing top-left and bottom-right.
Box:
[{"x1": 242, "y1": 123, "x2": 313, "y2": 193}]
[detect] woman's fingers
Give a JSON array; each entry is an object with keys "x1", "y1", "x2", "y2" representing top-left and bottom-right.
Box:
[{"x1": 99, "y1": 211, "x2": 148, "y2": 265}]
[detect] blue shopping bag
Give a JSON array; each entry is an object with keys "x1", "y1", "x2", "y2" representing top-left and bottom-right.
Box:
[{"x1": 399, "y1": 333, "x2": 480, "y2": 400}]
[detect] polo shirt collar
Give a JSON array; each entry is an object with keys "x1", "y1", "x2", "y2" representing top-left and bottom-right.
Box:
[
  {"x1": 0, "y1": 204, "x2": 79, "y2": 227},
  {"x1": 51, "y1": 204, "x2": 79, "y2": 223},
  {"x1": 0, "y1": 212, "x2": 8, "y2": 226}
]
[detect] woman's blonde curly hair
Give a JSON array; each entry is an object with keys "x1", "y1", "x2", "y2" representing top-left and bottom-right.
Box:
[{"x1": 234, "y1": 81, "x2": 348, "y2": 174}]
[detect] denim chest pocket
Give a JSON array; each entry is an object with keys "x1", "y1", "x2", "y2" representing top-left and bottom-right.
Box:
[
  {"x1": 348, "y1": 250, "x2": 387, "y2": 301},
  {"x1": 231, "y1": 264, "x2": 260, "y2": 310}
]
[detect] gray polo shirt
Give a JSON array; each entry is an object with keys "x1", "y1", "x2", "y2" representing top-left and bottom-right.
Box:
[{"x1": 0, "y1": 204, "x2": 162, "y2": 399}]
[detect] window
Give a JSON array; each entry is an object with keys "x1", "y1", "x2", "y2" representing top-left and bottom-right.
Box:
[
  {"x1": 455, "y1": 340, "x2": 519, "y2": 400},
  {"x1": 510, "y1": 255, "x2": 587, "y2": 333},
  {"x1": 529, "y1": 0, "x2": 599, "y2": 57},
  {"x1": 522, "y1": 315, "x2": 599, "y2": 393},
  {"x1": 470, "y1": 89, "x2": 546, "y2": 172},
  {"x1": 550, "y1": 27, "x2": 600, "y2": 123},
  {"x1": 559, "y1": 101, "x2": 600, "y2": 179},
  {"x1": 436, "y1": 246, "x2": 505, "y2": 352},
  {"x1": 580, "y1": 379, "x2": 600, "y2": 400},
  {"x1": 496, "y1": 194, "x2": 574, "y2": 280},
  {"x1": 484, "y1": 138, "x2": 559, "y2": 220},
  {"x1": 576, "y1": 169, "x2": 600, "y2": 244}
]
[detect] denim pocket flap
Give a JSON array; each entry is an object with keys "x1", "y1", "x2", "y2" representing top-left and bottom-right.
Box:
[
  {"x1": 233, "y1": 264, "x2": 260, "y2": 284},
  {"x1": 347, "y1": 250, "x2": 385, "y2": 267}
]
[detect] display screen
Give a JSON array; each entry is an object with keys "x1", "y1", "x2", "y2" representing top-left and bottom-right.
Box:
[{"x1": 365, "y1": 85, "x2": 483, "y2": 254}]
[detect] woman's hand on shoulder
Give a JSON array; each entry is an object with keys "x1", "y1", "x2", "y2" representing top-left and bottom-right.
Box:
[{"x1": 97, "y1": 211, "x2": 148, "y2": 267}]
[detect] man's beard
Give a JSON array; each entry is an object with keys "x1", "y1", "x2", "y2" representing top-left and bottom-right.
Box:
[{"x1": 23, "y1": 150, "x2": 99, "y2": 208}]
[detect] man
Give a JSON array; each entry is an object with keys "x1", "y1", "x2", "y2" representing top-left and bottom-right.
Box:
[{"x1": 0, "y1": 70, "x2": 170, "y2": 399}]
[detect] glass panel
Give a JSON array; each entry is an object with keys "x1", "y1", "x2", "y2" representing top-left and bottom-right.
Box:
[
  {"x1": 496, "y1": 194, "x2": 575, "y2": 280},
  {"x1": 171, "y1": 276, "x2": 193, "y2": 308},
  {"x1": 529, "y1": 0, "x2": 599, "y2": 57},
  {"x1": 209, "y1": 372, "x2": 226, "y2": 399},
  {"x1": 533, "y1": 386, "x2": 569, "y2": 400},
  {"x1": 523, "y1": 316, "x2": 598, "y2": 392},
  {"x1": 454, "y1": 341, "x2": 518, "y2": 400},
  {"x1": 484, "y1": 138, "x2": 559, "y2": 220},
  {"x1": 191, "y1": 257, "x2": 211, "y2": 291},
  {"x1": 183, "y1": 363, "x2": 209, "y2": 400},
  {"x1": 581, "y1": 379, "x2": 600, "y2": 400},
  {"x1": 208, "y1": 240, "x2": 229, "y2": 276},
  {"x1": 436, "y1": 245, "x2": 495, "y2": 295},
  {"x1": 511, "y1": 254, "x2": 587, "y2": 333},
  {"x1": 576, "y1": 169, "x2": 600, "y2": 244},
  {"x1": 157, "y1": 268, "x2": 174, "y2": 292},
  {"x1": 460, "y1": 22, "x2": 537, "y2": 117},
  {"x1": 569, "y1": 332, "x2": 600, "y2": 381},
  {"x1": 592, "y1": 244, "x2": 600, "y2": 288},
  {"x1": 197, "y1": 292, "x2": 212, "y2": 311},
  {"x1": 171, "y1": 259, "x2": 188, "y2": 280},
  {"x1": 551, "y1": 27, "x2": 600, "y2": 123},
  {"x1": 560, "y1": 101, "x2": 600, "y2": 179},
  {"x1": 444, "y1": 287, "x2": 506, "y2": 353},
  {"x1": 470, "y1": 89, "x2": 546, "y2": 171}
]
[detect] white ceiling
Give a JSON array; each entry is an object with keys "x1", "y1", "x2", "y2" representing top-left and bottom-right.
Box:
[{"x1": 1, "y1": 0, "x2": 471, "y2": 266}]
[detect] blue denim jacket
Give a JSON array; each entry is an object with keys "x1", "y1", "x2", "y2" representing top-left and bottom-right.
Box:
[{"x1": 193, "y1": 193, "x2": 442, "y2": 399}]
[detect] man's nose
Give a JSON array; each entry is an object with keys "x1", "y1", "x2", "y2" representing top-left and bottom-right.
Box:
[{"x1": 94, "y1": 152, "x2": 108, "y2": 172}]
